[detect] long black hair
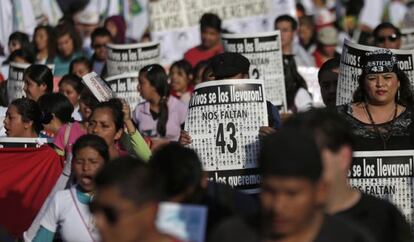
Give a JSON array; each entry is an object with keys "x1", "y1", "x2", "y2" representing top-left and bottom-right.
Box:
[
  {"x1": 139, "y1": 64, "x2": 169, "y2": 137},
  {"x1": 24, "y1": 64, "x2": 54, "y2": 93},
  {"x1": 10, "y1": 98, "x2": 43, "y2": 134},
  {"x1": 32, "y1": 25, "x2": 56, "y2": 62},
  {"x1": 38, "y1": 93, "x2": 74, "y2": 124},
  {"x1": 353, "y1": 68, "x2": 414, "y2": 106}
]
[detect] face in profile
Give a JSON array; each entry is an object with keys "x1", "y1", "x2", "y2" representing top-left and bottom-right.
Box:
[
  {"x1": 92, "y1": 186, "x2": 155, "y2": 242},
  {"x1": 364, "y1": 72, "x2": 399, "y2": 105},
  {"x1": 23, "y1": 76, "x2": 47, "y2": 101},
  {"x1": 4, "y1": 104, "x2": 28, "y2": 137},
  {"x1": 260, "y1": 176, "x2": 325, "y2": 239}
]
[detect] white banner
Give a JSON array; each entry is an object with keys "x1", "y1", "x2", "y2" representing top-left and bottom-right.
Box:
[
  {"x1": 336, "y1": 39, "x2": 414, "y2": 105},
  {"x1": 149, "y1": 0, "x2": 295, "y2": 65},
  {"x1": 297, "y1": 66, "x2": 324, "y2": 107},
  {"x1": 106, "y1": 42, "x2": 160, "y2": 76},
  {"x1": 350, "y1": 150, "x2": 414, "y2": 226},
  {"x1": 222, "y1": 31, "x2": 286, "y2": 110},
  {"x1": 401, "y1": 28, "x2": 414, "y2": 50},
  {"x1": 106, "y1": 72, "x2": 143, "y2": 110},
  {"x1": 185, "y1": 79, "x2": 268, "y2": 192}
]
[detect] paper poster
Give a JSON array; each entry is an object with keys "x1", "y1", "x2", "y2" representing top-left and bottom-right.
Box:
[
  {"x1": 336, "y1": 39, "x2": 414, "y2": 105},
  {"x1": 401, "y1": 28, "x2": 414, "y2": 50},
  {"x1": 106, "y1": 72, "x2": 143, "y2": 110},
  {"x1": 106, "y1": 42, "x2": 160, "y2": 76},
  {"x1": 156, "y1": 202, "x2": 208, "y2": 242},
  {"x1": 82, "y1": 72, "x2": 115, "y2": 102},
  {"x1": 7, "y1": 62, "x2": 28, "y2": 102},
  {"x1": 297, "y1": 66, "x2": 324, "y2": 107},
  {"x1": 149, "y1": 0, "x2": 295, "y2": 65},
  {"x1": 185, "y1": 79, "x2": 268, "y2": 193},
  {"x1": 349, "y1": 150, "x2": 414, "y2": 226},
  {"x1": 222, "y1": 31, "x2": 286, "y2": 110}
]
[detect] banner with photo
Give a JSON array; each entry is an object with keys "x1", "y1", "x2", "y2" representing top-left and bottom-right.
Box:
[
  {"x1": 185, "y1": 79, "x2": 268, "y2": 193},
  {"x1": 106, "y1": 73, "x2": 143, "y2": 110},
  {"x1": 148, "y1": 0, "x2": 295, "y2": 65},
  {"x1": 106, "y1": 42, "x2": 160, "y2": 76},
  {"x1": 349, "y1": 150, "x2": 414, "y2": 225},
  {"x1": 336, "y1": 39, "x2": 414, "y2": 105},
  {"x1": 401, "y1": 28, "x2": 414, "y2": 50},
  {"x1": 222, "y1": 31, "x2": 286, "y2": 110}
]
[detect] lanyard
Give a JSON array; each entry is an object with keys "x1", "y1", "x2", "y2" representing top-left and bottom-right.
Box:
[{"x1": 70, "y1": 188, "x2": 97, "y2": 242}]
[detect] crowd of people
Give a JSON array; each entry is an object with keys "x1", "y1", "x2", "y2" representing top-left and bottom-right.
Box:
[{"x1": 1, "y1": 0, "x2": 414, "y2": 242}]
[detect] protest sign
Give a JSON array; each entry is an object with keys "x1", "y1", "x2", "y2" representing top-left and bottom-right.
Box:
[
  {"x1": 7, "y1": 63, "x2": 54, "y2": 103},
  {"x1": 349, "y1": 150, "x2": 414, "y2": 225},
  {"x1": 149, "y1": 0, "x2": 295, "y2": 65},
  {"x1": 337, "y1": 39, "x2": 414, "y2": 105},
  {"x1": 106, "y1": 42, "x2": 160, "y2": 76},
  {"x1": 185, "y1": 79, "x2": 268, "y2": 193},
  {"x1": 156, "y1": 202, "x2": 207, "y2": 242},
  {"x1": 82, "y1": 72, "x2": 114, "y2": 102},
  {"x1": 222, "y1": 31, "x2": 287, "y2": 110},
  {"x1": 7, "y1": 62, "x2": 28, "y2": 102},
  {"x1": 401, "y1": 28, "x2": 414, "y2": 50},
  {"x1": 106, "y1": 73, "x2": 143, "y2": 110}
]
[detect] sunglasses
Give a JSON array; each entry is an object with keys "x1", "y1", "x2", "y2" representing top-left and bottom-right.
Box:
[{"x1": 376, "y1": 34, "x2": 400, "y2": 43}]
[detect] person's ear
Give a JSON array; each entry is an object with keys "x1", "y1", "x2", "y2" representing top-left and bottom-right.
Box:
[
  {"x1": 188, "y1": 74, "x2": 194, "y2": 82},
  {"x1": 39, "y1": 83, "x2": 47, "y2": 92},
  {"x1": 23, "y1": 120, "x2": 33, "y2": 130},
  {"x1": 200, "y1": 171, "x2": 209, "y2": 189},
  {"x1": 338, "y1": 145, "x2": 353, "y2": 172},
  {"x1": 316, "y1": 179, "x2": 329, "y2": 206}
]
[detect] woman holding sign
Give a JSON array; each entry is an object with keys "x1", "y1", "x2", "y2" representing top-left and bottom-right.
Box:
[{"x1": 337, "y1": 49, "x2": 414, "y2": 150}]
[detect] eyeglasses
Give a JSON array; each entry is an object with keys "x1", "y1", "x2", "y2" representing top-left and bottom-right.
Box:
[{"x1": 376, "y1": 34, "x2": 400, "y2": 43}]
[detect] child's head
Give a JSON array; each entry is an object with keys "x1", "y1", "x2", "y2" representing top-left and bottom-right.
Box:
[
  {"x1": 79, "y1": 89, "x2": 99, "y2": 120},
  {"x1": 169, "y1": 60, "x2": 193, "y2": 93},
  {"x1": 8, "y1": 31, "x2": 30, "y2": 53},
  {"x1": 4, "y1": 98, "x2": 42, "y2": 137},
  {"x1": 59, "y1": 74, "x2": 84, "y2": 106},
  {"x1": 72, "y1": 134, "x2": 109, "y2": 193},
  {"x1": 33, "y1": 25, "x2": 56, "y2": 58},
  {"x1": 23, "y1": 64, "x2": 53, "y2": 101},
  {"x1": 87, "y1": 98, "x2": 124, "y2": 146},
  {"x1": 55, "y1": 23, "x2": 81, "y2": 58},
  {"x1": 193, "y1": 60, "x2": 209, "y2": 85},
  {"x1": 69, "y1": 57, "x2": 92, "y2": 77},
  {"x1": 38, "y1": 93, "x2": 74, "y2": 133}
]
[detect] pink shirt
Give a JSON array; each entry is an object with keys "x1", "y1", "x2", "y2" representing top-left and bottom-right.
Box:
[
  {"x1": 54, "y1": 122, "x2": 87, "y2": 156},
  {"x1": 133, "y1": 96, "x2": 188, "y2": 141}
]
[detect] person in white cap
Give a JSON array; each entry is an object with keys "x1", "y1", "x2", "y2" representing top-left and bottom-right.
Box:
[{"x1": 313, "y1": 26, "x2": 339, "y2": 67}]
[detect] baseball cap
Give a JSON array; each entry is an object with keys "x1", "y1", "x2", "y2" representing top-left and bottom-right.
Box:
[{"x1": 210, "y1": 52, "x2": 250, "y2": 80}]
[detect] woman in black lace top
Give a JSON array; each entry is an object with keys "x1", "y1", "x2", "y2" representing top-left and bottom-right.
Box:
[{"x1": 337, "y1": 49, "x2": 414, "y2": 151}]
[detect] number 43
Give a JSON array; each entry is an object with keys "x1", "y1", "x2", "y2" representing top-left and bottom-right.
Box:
[{"x1": 216, "y1": 122, "x2": 237, "y2": 153}]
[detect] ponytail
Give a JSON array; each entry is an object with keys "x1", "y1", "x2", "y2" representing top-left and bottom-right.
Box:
[{"x1": 157, "y1": 96, "x2": 169, "y2": 137}]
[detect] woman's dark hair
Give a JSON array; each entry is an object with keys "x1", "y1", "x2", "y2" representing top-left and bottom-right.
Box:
[
  {"x1": 8, "y1": 32, "x2": 31, "y2": 50},
  {"x1": 73, "y1": 134, "x2": 110, "y2": 163},
  {"x1": 104, "y1": 15, "x2": 126, "y2": 44},
  {"x1": 6, "y1": 48, "x2": 35, "y2": 64},
  {"x1": 275, "y1": 14, "x2": 298, "y2": 31},
  {"x1": 54, "y1": 23, "x2": 82, "y2": 55},
  {"x1": 32, "y1": 25, "x2": 57, "y2": 62},
  {"x1": 139, "y1": 64, "x2": 169, "y2": 137},
  {"x1": 200, "y1": 13, "x2": 221, "y2": 32},
  {"x1": 170, "y1": 59, "x2": 193, "y2": 79},
  {"x1": 80, "y1": 89, "x2": 99, "y2": 109},
  {"x1": 24, "y1": 64, "x2": 54, "y2": 93},
  {"x1": 69, "y1": 56, "x2": 92, "y2": 75},
  {"x1": 149, "y1": 143, "x2": 203, "y2": 202},
  {"x1": 283, "y1": 55, "x2": 309, "y2": 109},
  {"x1": 59, "y1": 74, "x2": 84, "y2": 94},
  {"x1": 193, "y1": 60, "x2": 209, "y2": 83},
  {"x1": 92, "y1": 98, "x2": 124, "y2": 131},
  {"x1": 353, "y1": 68, "x2": 414, "y2": 106},
  {"x1": 38, "y1": 93, "x2": 74, "y2": 124},
  {"x1": 10, "y1": 98, "x2": 43, "y2": 134}
]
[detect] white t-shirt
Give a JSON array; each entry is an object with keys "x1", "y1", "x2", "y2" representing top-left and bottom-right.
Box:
[
  {"x1": 40, "y1": 186, "x2": 99, "y2": 242},
  {"x1": 294, "y1": 87, "x2": 313, "y2": 113},
  {"x1": 71, "y1": 106, "x2": 82, "y2": 122}
]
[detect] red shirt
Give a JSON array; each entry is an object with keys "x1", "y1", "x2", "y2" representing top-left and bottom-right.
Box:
[{"x1": 184, "y1": 44, "x2": 224, "y2": 67}]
